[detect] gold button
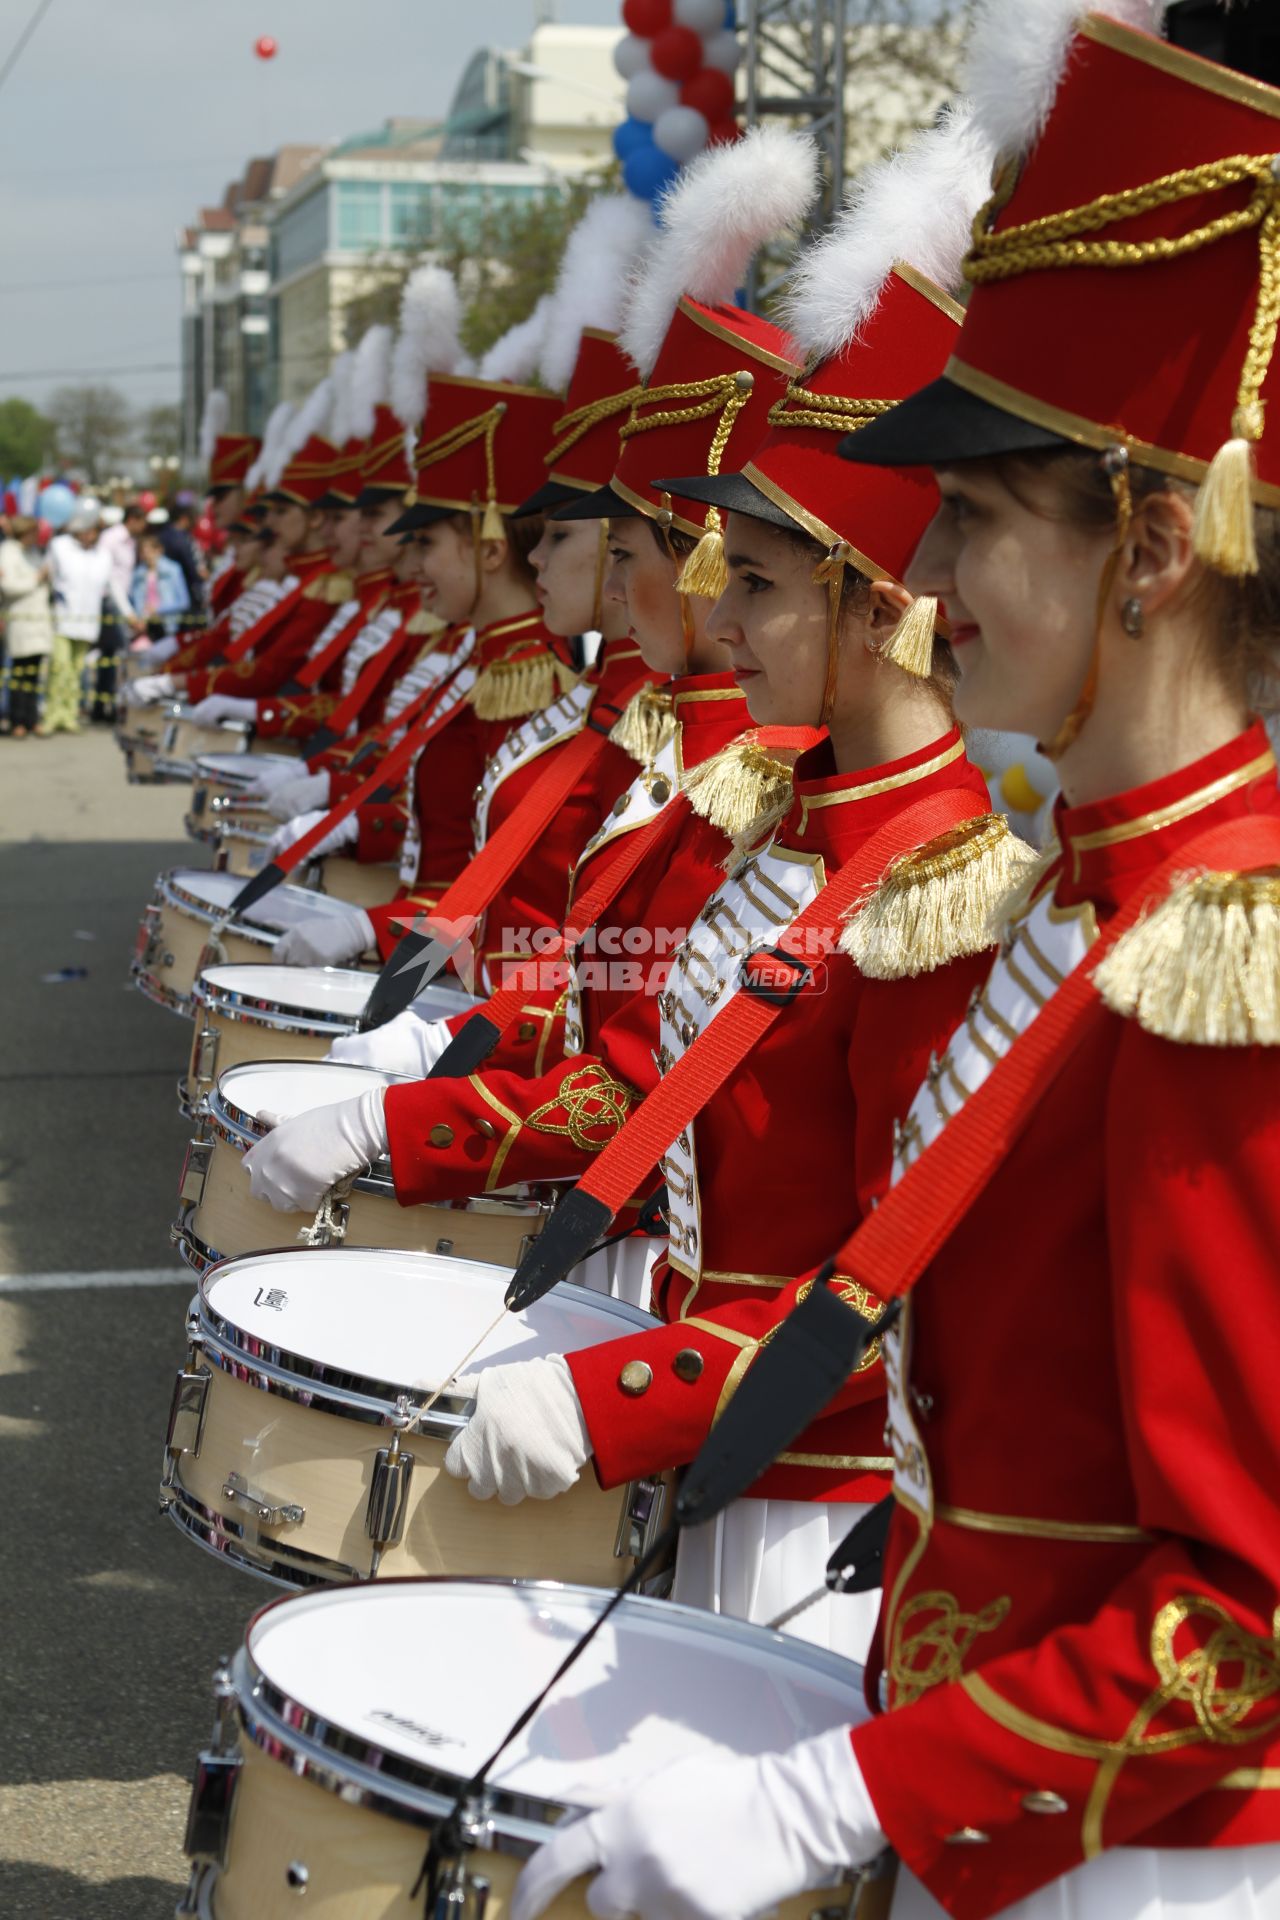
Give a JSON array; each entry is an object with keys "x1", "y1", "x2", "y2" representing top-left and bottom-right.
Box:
[
  {"x1": 1021, "y1": 1792, "x2": 1067, "y2": 1816},
  {"x1": 517, "y1": 1021, "x2": 537, "y2": 1041},
  {"x1": 474, "y1": 1118, "x2": 497, "y2": 1139},
  {"x1": 612, "y1": 794, "x2": 630, "y2": 816},
  {"x1": 429, "y1": 1124, "x2": 454, "y2": 1148},
  {"x1": 672, "y1": 1348, "x2": 703, "y2": 1383},
  {"x1": 944, "y1": 1829, "x2": 990, "y2": 1846},
  {"x1": 619, "y1": 1360, "x2": 652, "y2": 1397}
]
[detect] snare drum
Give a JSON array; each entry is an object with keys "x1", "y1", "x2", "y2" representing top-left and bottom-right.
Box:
[
  {"x1": 161, "y1": 1247, "x2": 666, "y2": 1589},
  {"x1": 211, "y1": 829, "x2": 402, "y2": 910},
  {"x1": 174, "y1": 1060, "x2": 550, "y2": 1271},
  {"x1": 187, "y1": 752, "x2": 299, "y2": 839},
  {"x1": 182, "y1": 967, "x2": 476, "y2": 1116},
  {"x1": 179, "y1": 1578, "x2": 868, "y2": 1919},
  {"x1": 134, "y1": 869, "x2": 372, "y2": 1016}
]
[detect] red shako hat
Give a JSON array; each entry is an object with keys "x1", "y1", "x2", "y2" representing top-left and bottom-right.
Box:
[
  {"x1": 355, "y1": 406, "x2": 414, "y2": 506},
  {"x1": 516, "y1": 330, "x2": 643, "y2": 517},
  {"x1": 208, "y1": 436, "x2": 258, "y2": 494},
  {"x1": 391, "y1": 375, "x2": 561, "y2": 535},
  {"x1": 264, "y1": 435, "x2": 340, "y2": 509}
]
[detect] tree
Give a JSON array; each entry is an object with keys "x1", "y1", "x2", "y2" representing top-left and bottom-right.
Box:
[
  {"x1": 47, "y1": 383, "x2": 133, "y2": 482},
  {"x1": 0, "y1": 397, "x2": 54, "y2": 477},
  {"x1": 139, "y1": 403, "x2": 182, "y2": 464}
]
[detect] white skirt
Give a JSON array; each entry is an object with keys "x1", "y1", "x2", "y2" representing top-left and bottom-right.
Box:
[
  {"x1": 672, "y1": 1495, "x2": 880, "y2": 1665},
  {"x1": 891, "y1": 1842, "x2": 1280, "y2": 1919},
  {"x1": 568, "y1": 1235, "x2": 658, "y2": 1310}
]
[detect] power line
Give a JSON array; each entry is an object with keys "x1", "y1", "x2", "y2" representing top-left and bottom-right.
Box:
[
  {"x1": 0, "y1": 0, "x2": 55, "y2": 99},
  {"x1": 0, "y1": 272, "x2": 176, "y2": 297}
]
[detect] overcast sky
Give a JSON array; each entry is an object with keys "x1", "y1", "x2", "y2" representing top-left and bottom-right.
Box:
[{"x1": 0, "y1": 0, "x2": 624, "y2": 415}]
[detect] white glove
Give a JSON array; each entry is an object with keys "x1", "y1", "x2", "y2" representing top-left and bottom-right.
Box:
[
  {"x1": 273, "y1": 905, "x2": 375, "y2": 968},
  {"x1": 138, "y1": 635, "x2": 179, "y2": 667},
  {"x1": 191, "y1": 693, "x2": 257, "y2": 726},
  {"x1": 123, "y1": 672, "x2": 176, "y2": 706},
  {"x1": 242, "y1": 1086, "x2": 387, "y2": 1213},
  {"x1": 267, "y1": 770, "x2": 332, "y2": 821},
  {"x1": 265, "y1": 808, "x2": 357, "y2": 861},
  {"x1": 444, "y1": 1356, "x2": 591, "y2": 1505},
  {"x1": 511, "y1": 1726, "x2": 887, "y2": 1920},
  {"x1": 328, "y1": 1004, "x2": 453, "y2": 1075}
]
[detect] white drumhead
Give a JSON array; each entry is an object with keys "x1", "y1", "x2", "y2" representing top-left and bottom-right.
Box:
[
  {"x1": 238, "y1": 884, "x2": 360, "y2": 934},
  {"x1": 199, "y1": 964, "x2": 373, "y2": 1020},
  {"x1": 248, "y1": 1581, "x2": 861, "y2": 1808},
  {"x1": 217, "y1": 1058, "x2": 389, "y2": 1123},
  {"x1": 195, "y1": 751, "x2": 295, "y2": 783},
  {"x1": 202, "y1": 1247, "x2": 654, "y2": 1387},
  {"x1": 169, "y1": 867, "x2": 244, "y2": 913}
]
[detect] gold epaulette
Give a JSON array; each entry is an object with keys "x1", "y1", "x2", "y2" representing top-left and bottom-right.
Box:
[
  {"x1": 607, "y1": 685, "x2": 675, "y2": 768},
  {"x1": 242, "y1": 566, "x2": 260, "y2": 588},
  {"x1": 1093, "y1": 868, "x2": 1280, "y2": 1046},
  {"x1": 841, "y1": 813, "x2": 1038, "y2": 980},
  {"x1": 404, "y1": 607, "x2": 447, "y2": 637},
  {"x1": 470, "y1": 648, "x2": 579, "y2": 723},
  {"x1": 683, "y1": 738, "x2": 795, "y2": 844},
  {"x1": 303, "y1": 570, "x2": 356, "y2": 604}
]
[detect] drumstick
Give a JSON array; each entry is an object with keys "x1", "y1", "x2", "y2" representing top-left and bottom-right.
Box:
[{"x1": 415, "y1": 1305, "x2": 510, "y2": 1419}]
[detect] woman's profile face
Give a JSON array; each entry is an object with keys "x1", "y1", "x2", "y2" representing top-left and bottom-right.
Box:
[
  {"x1": 529, "y1": 517, "x2": 603, "y2": 638},
  {"x1": 707, "y1": 513, "x2": 833, "y2": 727},
  {"x1": 602, "y1": 520, "x2": 691, "y2": 675}
]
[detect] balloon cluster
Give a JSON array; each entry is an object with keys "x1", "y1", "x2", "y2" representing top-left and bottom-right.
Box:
[{"x1": 613, "y1": 0, "x2": 741, "y2": 205}]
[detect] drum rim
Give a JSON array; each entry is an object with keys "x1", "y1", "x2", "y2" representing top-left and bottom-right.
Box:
[
  {"x1": 158, "y1": 868, "x2": 276, "y2": 936},
  {"x1": 191, "y1": 1246, "x2": 660, "y2": 1431},
  {"x1": 191, "y1": 964, "x2": 473, "y2": 1029},
  {"x1": 231, "y1": 1575, "x2": 866, "y2": 1848}
]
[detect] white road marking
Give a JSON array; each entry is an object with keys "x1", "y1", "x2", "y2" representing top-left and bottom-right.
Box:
[{"x1": 0, "y1": 1267, "x2": 190, "y2": 1294}]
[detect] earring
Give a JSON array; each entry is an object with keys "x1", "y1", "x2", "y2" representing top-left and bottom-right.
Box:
[{"x1": 1121, "y1": 597, "x2": 1145, "y2": 637}]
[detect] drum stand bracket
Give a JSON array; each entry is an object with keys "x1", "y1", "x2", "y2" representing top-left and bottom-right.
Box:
[
  {"x1": 221, "y1": 1469, "x2": 305, "y2": 1530},
  {"x1": 365, "y1": 1409, "x2": 417, "y2": 1573}
]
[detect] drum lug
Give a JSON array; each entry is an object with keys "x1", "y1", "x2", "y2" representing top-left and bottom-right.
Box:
[
  {"x1": 212, "y1": 845, "x2": 229, "y2": 873},
  {"x1": 192, "y1": 786, "x2": 209, "y2": 818},
  {"x1": 134, "y1": 903, "x2": 163, "y2": 973},
  {"x1": 194, "y1": 1026, "x2": 220, "y2": 1091},
  {"x1": 165, "y1": 1361, "x2": 211, "y2": 1461},
  {"x1": 615, "y1": 1475, "x2": 667, "y2": 1562},
  {"x1": 221, "y1": 1469, "x2": 305, "y2": 1529},
  {"x1": 365, "y1": 1413, "x2": 417, "y2": 1563},
  {"x1": 431, "y1": 1854, "x2": 490, "y2": 1920},
  {"x1": 180, "y1": 1138, "x2": 213, "y2": 1207},
  {"x1": 183, "y1": 1660, "x2": 241, "y2": 1869}
]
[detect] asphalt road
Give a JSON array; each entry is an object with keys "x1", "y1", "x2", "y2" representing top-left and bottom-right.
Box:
[{"x1": 0, "y1": 728, "x2": 264, "y2": 1916}]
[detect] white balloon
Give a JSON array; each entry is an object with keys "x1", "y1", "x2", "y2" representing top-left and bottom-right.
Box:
[
  {"x1": 626, "y1": 67, "x2": 683, "y2": 124},
  {"x1": 674, "y1": 0, "x2": 726, "y2": 29},
  {"x1": 653, "y1": 104, "x2": 711, "y2": 161},
  {"x1": 701, "y1": 28, "x2": 742, "y2": 74},
  {"x1": 613, "y1": 32, "x2": 653, "y2": 80}
]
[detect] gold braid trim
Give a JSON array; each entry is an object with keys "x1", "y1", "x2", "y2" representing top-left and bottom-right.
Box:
[
  {"x1": 526, "y1": 1063, "x2": 636, "y2": 1151},
  {"x1": 840, "y1": 813, "x2": 1039, "y2": 980},
  {"x1": 620, "y1": 371, "x2": 756, "y2": 599},
  {"x1": 410, "y1": 403, "x2": 506, "y2": 535},
  {"x1": 1093, "y1": 866, "x2": 1280, "y2": 1045},
  {"x1": 547, "y1": 385, "x2": 644, "y2": 468},
  {"x1": 682, "y1": 738, "x2": 796, "y2": 842},
  {"x1": 608, "y1": 685, "x2": 676, "y2": 769},
  {"x1": 304, "y1": 571, "x2": 356, "y2": 604},
  {"x1": 768, "y1": 387, "x2": 896, "y2": 435},
  {"x1": 470, "y1": 647, "x2": 580, "y2": 724},
  {"x1": 965, "y1": 153, "x2": 1280, "y2": 575}
]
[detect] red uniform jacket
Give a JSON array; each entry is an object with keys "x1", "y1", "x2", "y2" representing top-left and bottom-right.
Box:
[
  {"x1": 184, "y1": 550, "x2": 338, "y2": 701},
  {"x1": 318, "y1": 622, "x2": 471, "y2": 791},
  {"x1": 849, "y1": 724, "x2": 1280, "y2": 1917},
  {"x1": 208, "y1": 562, "x2": 244, "y2": 617},
  {"x1": 382, "y1": 674, "x2": 770, "y2": 1196},
  {"x1": 253, "y1": 567, "x2": 398, "y2": 739},
  {"x1": 563, "y1": 730, "x2": 993, "y2": 1505}
]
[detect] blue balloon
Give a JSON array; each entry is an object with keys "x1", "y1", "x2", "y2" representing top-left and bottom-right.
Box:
[
  {"x1": 723, "y1": 0, "x2": 737, "y2": 25},
  {"x1": 623, "y1": 143, "x2": 681, "y2": 203},
  {"x1": 613, "y1": 116, "x2": 654, "y2": 163},
  {"x1": 38, "y1": 483, "x2": 75, "y2": 529}
]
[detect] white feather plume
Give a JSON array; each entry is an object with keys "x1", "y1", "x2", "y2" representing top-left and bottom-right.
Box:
[
  {"x1": 783, "y1": 106, "x2": 994, "y2": 360},
  {"x1": 479, "y1": 296, "x2": 554, "y2": 386},
  {"x1": 246, "y1": 401, "x2": 294, "y2": 491},
  {"x1": 350, "y1": 323, "x2": 393, "y2": 439},
  {"x1": 390, "y1": 265, "x2": 464, "y2": 429},
  {"x1": 965, "y1": 0, "x2": 1164, "y2": 159},
  {"x1": 327, "y1": 352, "x2": 356, "y2": 448},
  {"x1": 621, "y1": 125, "x2": 821, "y2": 379},
  {"x1": 198, "y1": 389, "x2": 230, "y2": 467},
  {"x1": 539, "y1": 193, "x2": 657, "y2": 393}
]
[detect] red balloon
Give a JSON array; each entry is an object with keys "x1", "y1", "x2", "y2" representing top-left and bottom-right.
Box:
[
  {"x1": 254, "y1": 35, "x2": 278, "y2": 59},
  {"x1": 707, "y1": 117, "x2": 742, "y2": 146},
  {"x1": 138, "y1": 490, "x2": 158, "y2": 513},
  {"x1": 621, "y1": 0, "x2": 672, "y2": 37},
  {"x1": 679, "y1": 66, "x2": 735, "y2": 121},
  {"x1": 650, "y1": 24, "x2": 703, "y2": 80}
]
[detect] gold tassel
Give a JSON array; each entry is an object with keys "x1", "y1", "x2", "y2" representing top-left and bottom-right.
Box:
[
  {"x1": 683, "y1": 739, "x2": 796, "y2": 841},
  {"x1": 1192, "y1": 436, "x2": 1260, "y2": 577},
  {"x1": 480, "y1": 500, "x2": 506, "y2": 544},
  {"x1": 840, "y1": 814, "x2": 1039, "y2": 980},
  {"x1": 471, "y1": 651, "x2": 579, "y2": 722},
  {"x1": 880, "y1": 594, "x2": 938, "y2": 678},
  {"x1": 676, "y1": 515, "x2": 729, "y2": 601},
  {"x1": 608, "y1": 685, "x2": 676, "y2": 768},
  {"x1": 405, "y1": 607, "x2": 447, "y2": 637},
  {"x1": 1093, "y1": 869, "x2": 1280, "y2": 1045}
]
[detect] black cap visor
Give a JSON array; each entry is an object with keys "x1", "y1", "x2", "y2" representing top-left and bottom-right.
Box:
[
  {"x1": 386, "y1": 500, "x2": 455, "y2": 537},
  {"x1": 654, "y1": 470, "x2": 805, "y2": 537},
  {"x1": 513, "y1": 479, "x2": 577, "y2": 520},
  {"x1": 838, "y1": 375, "x2": 1069, "y2": 469},
  {"x1": 552, "y1": 483, "x2": 640, "y2": 524}
]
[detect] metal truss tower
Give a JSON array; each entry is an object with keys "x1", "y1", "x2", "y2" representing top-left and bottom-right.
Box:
[{"x1": 743, "y1": 0, "x2": 849, "y2": 303}]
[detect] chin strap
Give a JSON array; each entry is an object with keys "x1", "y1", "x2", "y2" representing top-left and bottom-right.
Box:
[
  {"x1": 1039, "y1": 443, "x2": 1134, "y2": 763},
  {"x1": 591, "y1": 517, "x2": 610, "y2": 634},
  {"x1": 811, "y1": 541, "x2": 849, "y2": 729}
]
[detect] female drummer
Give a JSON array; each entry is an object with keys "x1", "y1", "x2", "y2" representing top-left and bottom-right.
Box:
[{"x1": 511, "y1": 8, "x2": 1280, "y2": 1918}]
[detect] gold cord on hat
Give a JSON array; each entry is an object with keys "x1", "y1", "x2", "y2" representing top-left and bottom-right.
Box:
[
  {"x1": 656, "y1": 493, "x2": 697, "y2": 663},
  {"x1": 965, "y1": 152, "x2": 1280, "y2": 576},
  {"x1": 811, "y1": 542, "x2": 850, "y2": 728},
  {"x1": 547, "y1": 388, "x2": 643, "y2": 468},
  {"x1": 618, "y1": 371, "x2": 756, "y2": 601}
]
